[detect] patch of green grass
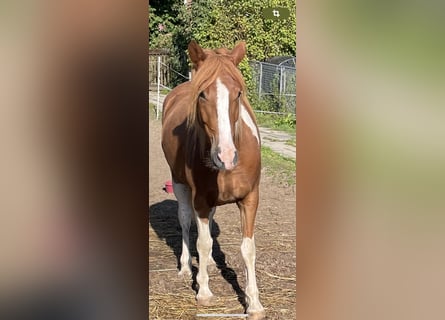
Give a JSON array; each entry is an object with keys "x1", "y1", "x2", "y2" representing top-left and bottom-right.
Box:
[
  {"x1": 149, "y1": 103, "x2": 165, "y2": 121},
  {"x1": 255, "y1": 112, "x2": 296, "y2": 134},
  {"x1": 149, "y1": 103, "x2": 157, "y2": 119},
  {"x1": 261, "y1": 146, "x2": 295, "y2": 186}
]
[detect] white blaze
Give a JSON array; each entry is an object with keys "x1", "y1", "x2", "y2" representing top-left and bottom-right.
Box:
[
  {"x1": 240, "y1": 103, "x2": 260, "y2": 144},
  {"x1": 216, "y1": 78, "x2": 236, "y2": 169}
]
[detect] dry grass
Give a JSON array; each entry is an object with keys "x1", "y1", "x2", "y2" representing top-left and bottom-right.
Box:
[{"x1": 149, "y1": 212, "x2": 296, "y2": 319}]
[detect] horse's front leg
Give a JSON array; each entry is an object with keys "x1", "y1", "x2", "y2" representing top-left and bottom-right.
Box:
[
  {"x1": 207, "y1": 208, "x2": 217, "y2": 268},
  {"x1": 173, "y1": 182, "x2": 193, "y2": 277},
  {"x1": 238, "y1": 188, "x2": 265, "y2": 320},
  {"x1": 195, "y1": 207, "x2": 216, "y2": 306}
]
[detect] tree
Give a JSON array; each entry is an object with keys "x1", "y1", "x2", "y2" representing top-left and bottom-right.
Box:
[
  {"x1": 149, "y1": 0, "x2": 182, "y2": 49},
  {"x1": 149, "y1": 0, "x2": 296, "y2": 103},
  {"x1": 189, "y1": 0, "x2": 296, "y2": 61}
]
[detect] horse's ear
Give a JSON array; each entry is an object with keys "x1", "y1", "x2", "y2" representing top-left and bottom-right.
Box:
[
  {"x1": 230, "y1": 41, "x2": 246, "y2": 66},
  {"x1": 188, "y1": 40, "x2": 207, "y2": 68}
]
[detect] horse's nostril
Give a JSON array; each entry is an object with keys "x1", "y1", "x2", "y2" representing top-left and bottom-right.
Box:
[
  {"x1": 214, "y1": 152, "x2": 224, "y2": 169},
  {"x1": 233, "y1": 151, "x2": 238, "y2": 165}
]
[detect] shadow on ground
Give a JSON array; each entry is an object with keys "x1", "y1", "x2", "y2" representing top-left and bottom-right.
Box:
[{"x1": 149, "y1": 199, "x2": 247, "y2": 310}]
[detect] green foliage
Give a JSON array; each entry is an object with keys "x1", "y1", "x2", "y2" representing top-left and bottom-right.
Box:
[
  {"x1": 273, "y1": 113, "x2": 296, "y2": 129},
  {"x1": 261, "y1": 146, "x2": 295, "y2": 186},
  {"x1": 186, "y1": 0, "x2": 296, "y2": 60},
  {"x1": 186, "y1": 0, "x2": 296, "y2": 103},
  {"x1": 149, "y1": 0, "x2": 296, "y2": 93},
  {"x1": 148, "y1": 3, "x2": 177, "y2": 49},
  {"x1": 256, "y1": 112, "x2": 296, "y2": 133}
]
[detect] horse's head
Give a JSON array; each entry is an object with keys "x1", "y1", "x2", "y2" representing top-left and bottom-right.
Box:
[{"x1": 187, "y1": 40, "x2": 247, "y2": 171}]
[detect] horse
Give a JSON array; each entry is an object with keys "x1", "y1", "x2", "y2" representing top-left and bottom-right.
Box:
[{"x1": 161, "y1": 40, "x2": 265, "y2": 319}]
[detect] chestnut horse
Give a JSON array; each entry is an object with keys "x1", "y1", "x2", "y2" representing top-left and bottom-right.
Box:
[{"x1": 161, "y1": 41, "x2": 265, "y2": 319}]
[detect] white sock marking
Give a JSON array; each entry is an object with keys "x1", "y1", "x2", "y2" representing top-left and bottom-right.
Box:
[
  {"x1": 241, "y1": 236, "x2": 264, "y2": 313},
  {"x1": 240, "y1": 104, "x2": 260, "y2": 144},
  {"x1": 196, "y1": 212, "x2": 215, "y2": 301}
]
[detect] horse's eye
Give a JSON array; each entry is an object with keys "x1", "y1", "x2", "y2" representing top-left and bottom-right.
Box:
[
  {"x1": 237, "y1": 91, "x2": 242, "y2": 99},
  {"x1": 199, "y1": 92, "x2": 207, "y2": 100}
]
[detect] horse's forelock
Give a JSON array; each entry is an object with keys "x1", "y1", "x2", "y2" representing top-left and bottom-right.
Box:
[
  {"x1": 186, "y1": 53, "x2": 253, "y2": 155},
  {"x1": 187, "y1": 55, "x2": 247, "y2": 120}
]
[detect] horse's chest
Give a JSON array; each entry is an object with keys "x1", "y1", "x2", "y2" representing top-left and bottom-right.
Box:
[{"x1": 216, "y1": 173, "x2": 252, "y2": 204}]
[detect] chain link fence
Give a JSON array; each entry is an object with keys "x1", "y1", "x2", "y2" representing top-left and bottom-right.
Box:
[
  {"x1": 249, "y1": 58, "x2": 296, "y2": 115},
  {"x1": 150, "y1": 50, "x2": 296, "y2": 118}
]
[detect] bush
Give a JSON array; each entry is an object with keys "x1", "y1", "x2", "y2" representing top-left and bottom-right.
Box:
[{"x1": 149, "y1": 0, "x2": 296, "y2": 89}]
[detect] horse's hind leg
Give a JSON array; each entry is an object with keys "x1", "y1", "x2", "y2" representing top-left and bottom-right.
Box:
[
  {"x1": 173, "y1": 182, "x2": 193, "y2": 277},
  {"x1": 195, "y1": 208, "x2": 216, "y2": 306}
]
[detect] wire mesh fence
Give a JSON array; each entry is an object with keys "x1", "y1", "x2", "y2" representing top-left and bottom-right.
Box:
[
  {"x1": 249, "y1": 59, "x2": 296, "y2": 115},
  {"x1": 149, "y1": 55, "x2": 190, "y2": 119},
  {"x1": 149, "y1": 51, "x2": 296, "y2": 118}
]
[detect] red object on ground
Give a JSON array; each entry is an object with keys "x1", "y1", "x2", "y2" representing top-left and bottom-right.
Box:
[{"x1": 164, "y1": 180, "x2": 173, "y2": 193}]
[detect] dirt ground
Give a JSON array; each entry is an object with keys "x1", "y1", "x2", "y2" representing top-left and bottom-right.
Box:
[{"x1": 149, "y1": 115, "x2": 296, "y2": 320}]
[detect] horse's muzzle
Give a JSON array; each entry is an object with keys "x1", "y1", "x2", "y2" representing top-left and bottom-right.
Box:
[{"x1": 213, "y1": 148, "x2": 238, "y2": 171}]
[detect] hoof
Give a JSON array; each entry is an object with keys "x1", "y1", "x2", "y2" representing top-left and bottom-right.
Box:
[
  {"x1": 247, "y1": 310, "x2": 266, "y2": 320},
  {"x1": 196, "y1": 294, "x2": 216, "y2": 307},
  {"x1": 177, "y1": 268, "x2": 192, "y2": 278}
]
